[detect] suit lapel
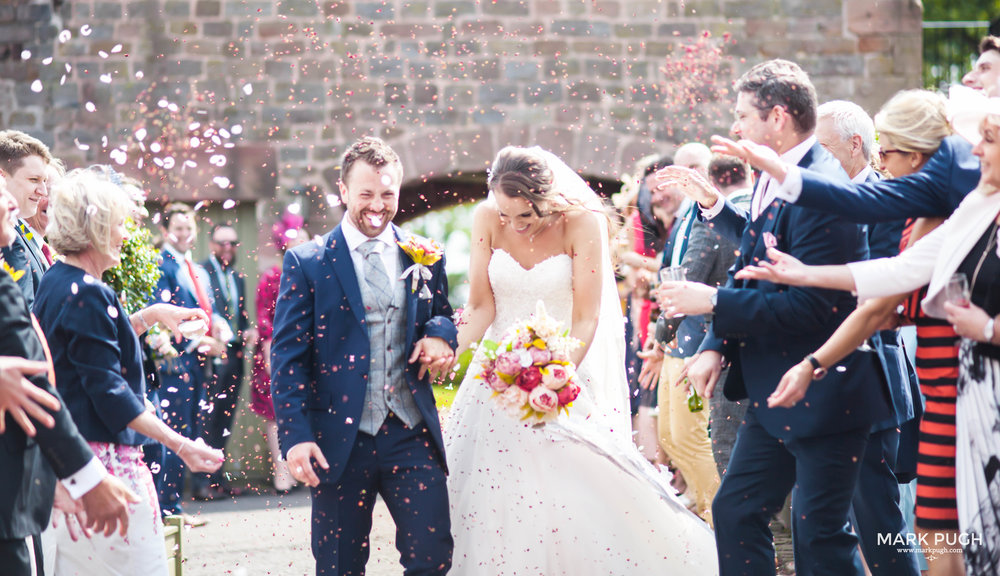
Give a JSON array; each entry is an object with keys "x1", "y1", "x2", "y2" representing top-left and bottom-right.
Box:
[
  {"x1": 16, "y1": 223, "x2": 46, "y2": 281},
  {"x1": 395, "y1": 226, "x2": 419, "y2": 348},
  {"x1": 324, "y1": 227, "x2": 368, "y2": 329}
]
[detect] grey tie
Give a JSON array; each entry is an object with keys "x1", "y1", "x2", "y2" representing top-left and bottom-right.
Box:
[{"x1": 357, "y1": 239, "x2": 392, "y2": 309}]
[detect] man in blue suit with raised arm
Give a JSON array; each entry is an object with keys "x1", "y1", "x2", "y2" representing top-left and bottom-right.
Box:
[
  {"x1": 271, "y1": 137, "x2": 456, "y2": 576},
  {"x1": 659, "y1": 60, "x2": 892, "y2": 576}
]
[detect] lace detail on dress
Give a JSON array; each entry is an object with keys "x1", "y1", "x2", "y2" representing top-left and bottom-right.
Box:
[{"x1": 486, "y1": 249, "x2": 572, "y2": 339}]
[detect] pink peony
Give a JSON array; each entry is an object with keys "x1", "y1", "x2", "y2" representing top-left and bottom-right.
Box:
[
  {"x1": 516, "y1": 366, "x2": 543, "y2": 392},
  {"x1": 484, "y1": 370, "x2": 510, "y2": 392},
  {"x1": 494, "y1": 352, "x2": 522, "y2": 376},
  {"x1": 499, "y1": 385, "x2": 529, "y2": 413},
  {"x1": 541, "y1": 363, "x2": 574, "y2": 391},
  {"x1": 550, "y1": 349, "x2": 570, "y2": 363},
  {"x1": 556, "y1": 382, "x2": 581, "y2": 405},
  {"x1": 528, "y1": 346, "x2": 552, "y2": 366},
  {"x1": 528, "y1": 386, "x2": 559, "y2": 413}
]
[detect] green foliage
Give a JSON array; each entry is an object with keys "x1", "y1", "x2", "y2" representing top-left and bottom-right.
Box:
[
  {"x1": 922, "y1": 1, "x2": 1000, "y2": 90},
  {"x1": 102, "y1": 219, "x2": 162, "y2": 315}
]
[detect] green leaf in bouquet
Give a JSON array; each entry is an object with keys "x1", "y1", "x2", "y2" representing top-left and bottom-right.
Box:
[{"x1": 479, "y1": 339, "x2": 500, "y2": 355}]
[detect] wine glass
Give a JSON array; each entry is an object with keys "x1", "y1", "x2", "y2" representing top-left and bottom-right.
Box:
[
  {"x1": 659, "y1": 265, "x2": 687, "y2": 283},
  {"x1": 944, "y1": 273, "x2": 970, "y2": 307}
]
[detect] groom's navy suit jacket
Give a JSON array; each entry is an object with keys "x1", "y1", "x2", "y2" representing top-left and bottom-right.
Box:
[
  {"x1": 701, "y1": 143, "x2": 891, "y2": 441},
  {"x1": 270, "y1": 224, "x2": 457, "y2": 485}
]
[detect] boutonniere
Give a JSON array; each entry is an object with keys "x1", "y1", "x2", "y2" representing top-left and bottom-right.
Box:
[
  {"x1": 762, "y1": 231, "x2": 778, "y2": 249},
  {"x1": 1, "y1": 257, "x2": 24, "y2": 282},
  {"x1": 18, "y1": 222, "x2": 33, "y2": 242},
  {"x1": 398, "y1": 236, "x2": 444, "y2": 300}
]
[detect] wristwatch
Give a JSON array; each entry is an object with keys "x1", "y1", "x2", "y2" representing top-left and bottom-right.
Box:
[
  {"x1": 805, "y1": 354, "x2": 827, "y2": 380},
  {"x1": 985, "y1": 317, "x2": 996, "y2": 344}
]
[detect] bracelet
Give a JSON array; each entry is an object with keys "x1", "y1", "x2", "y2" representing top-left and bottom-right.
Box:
[
  {"x1": 136, "y1": 309, "x2": 152, "y2": 333},
  {"x1": 176, "y1": 439, "x2": 187, "y2": 455},
  {"x1": 985, "y1": 317, "x2": 997, "y2": 344}
]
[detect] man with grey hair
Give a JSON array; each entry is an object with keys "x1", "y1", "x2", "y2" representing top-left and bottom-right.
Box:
[
  {"x1": 815, "y1": 100, "x2": 875, "y2": 181},
  {"x1": 816, "y1": 100, "x2": 922, "y2": 576}
]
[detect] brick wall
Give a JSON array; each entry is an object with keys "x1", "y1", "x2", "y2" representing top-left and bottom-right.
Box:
[{"x1": 1, "y1": 0, "x2": 923, "y2": 205}]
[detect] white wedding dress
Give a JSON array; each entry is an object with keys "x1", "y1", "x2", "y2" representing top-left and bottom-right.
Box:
[{"x1": 444, "y1": 247, "x2": 719, "y2": 575}]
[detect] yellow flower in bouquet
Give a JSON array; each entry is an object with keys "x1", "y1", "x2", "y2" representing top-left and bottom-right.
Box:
[{"x1": 398, "y1": 235, "x2": 444, "y2": 299}]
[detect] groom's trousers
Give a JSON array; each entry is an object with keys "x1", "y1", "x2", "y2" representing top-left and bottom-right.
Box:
[
  {"x1": 311, "y1": 414, "x2": 452, "y2": 576},
  {"x1": 712, "y1": 410, "x2": 869, "y2": 576}
]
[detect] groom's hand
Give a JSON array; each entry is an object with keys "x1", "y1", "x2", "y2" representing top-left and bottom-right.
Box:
[
  {"x1": 410, "y1": 337, "x2": 455, "y2": 383},
  {"x1": 287, "y1": 442, "x2": 329, "y2": 488}
]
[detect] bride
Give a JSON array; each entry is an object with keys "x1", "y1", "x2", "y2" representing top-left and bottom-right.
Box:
[{"x1": 444, "y1": 146, "x2": 718, "y2": 575}]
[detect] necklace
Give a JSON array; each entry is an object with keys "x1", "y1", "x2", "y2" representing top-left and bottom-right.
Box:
[{"x1": 970, "y1": 216, "x2": 1000, "y2": 293}]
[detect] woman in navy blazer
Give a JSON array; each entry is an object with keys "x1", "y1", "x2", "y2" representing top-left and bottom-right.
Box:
[{"x1": 33, "y1": 170, "x2": 222, "y2": 575}]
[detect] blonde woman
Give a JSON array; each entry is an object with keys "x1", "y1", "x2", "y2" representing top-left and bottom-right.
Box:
[{"x1": 33, "y1": 170, "x2": 223, "y2": 575}]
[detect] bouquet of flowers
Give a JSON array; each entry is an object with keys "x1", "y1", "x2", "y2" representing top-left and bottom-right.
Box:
[{"x1": 477, "y1": 301, "x2": 584, "y2": 422}]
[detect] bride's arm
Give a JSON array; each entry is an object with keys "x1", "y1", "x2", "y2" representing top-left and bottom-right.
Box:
[
  {"x1": 567, "y1": 211, "x2": 605, "y2": 367},
  {"x1": 455, "y1": 203, "x2": 497, "y2": 356}
]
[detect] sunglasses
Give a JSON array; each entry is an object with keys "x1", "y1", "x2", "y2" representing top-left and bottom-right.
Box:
[{"x1": 877, "y1": 149, "x2": 906, "y2": 161}]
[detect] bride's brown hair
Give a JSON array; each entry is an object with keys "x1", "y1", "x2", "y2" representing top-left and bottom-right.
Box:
[{"x1": 487, "y1": 146, "x2": 556, "y2": 216}]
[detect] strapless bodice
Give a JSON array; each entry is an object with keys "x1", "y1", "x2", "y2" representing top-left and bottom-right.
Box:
[{"x1": 486, "y1": 248, "x2": 573, "y2": 338}]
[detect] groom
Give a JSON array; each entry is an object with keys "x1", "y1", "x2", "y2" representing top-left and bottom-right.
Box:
[{"x1": 271, "y1": 136, "x2": 457, "y2": 575}]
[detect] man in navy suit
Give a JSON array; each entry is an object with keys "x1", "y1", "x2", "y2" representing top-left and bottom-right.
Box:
[
  {"x1": 659, "y1": 60, "x2": 891, "y2": 575},
  {"x1": 271, "y1": 137, "x2": 456, "y2": 575},
  {"x1": 153, "y1": 203, "x2": 227, "y2": 520},
  {"x1": 814, "y1": 101, "x2": 921, "y2": 574},
  {"x1": 193, "y1": 223, "x2": 255, "y2": 500},
  {"x1": 0, "y1": 130, "x2": 53, "y2": 310}
]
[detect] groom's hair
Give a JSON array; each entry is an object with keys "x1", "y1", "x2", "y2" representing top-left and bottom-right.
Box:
[{"x1": 340, "y1": 136, "x2": 402, "y2": 185}]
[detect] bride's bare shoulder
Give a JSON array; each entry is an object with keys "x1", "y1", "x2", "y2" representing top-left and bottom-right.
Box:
[
  {"x1": 563, "y1": 208, "x2": 602, "y2": 237},
  {"x1": 472, "y1": 200, "x2": 502, "y2": 227}
]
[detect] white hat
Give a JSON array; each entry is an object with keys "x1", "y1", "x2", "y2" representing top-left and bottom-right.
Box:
[{"x1": 949, "y1": 84, "x2": 1000, "y2": 146}]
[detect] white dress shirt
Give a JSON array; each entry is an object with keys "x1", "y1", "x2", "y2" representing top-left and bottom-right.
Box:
[
  {"x1": 702, "y1": 136, "x2": 818, "y2": 221},
  {"x1": 340, "y1": 217, "x2": 399, "y2": 283}
]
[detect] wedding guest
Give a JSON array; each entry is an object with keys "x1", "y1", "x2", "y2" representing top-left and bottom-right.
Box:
[
  {"x1": 0, "y1": 130, "x2": 53, "y2": 308},
  {"x1": 191, "y1": 223, "x2": 255, "y2": 501},
  {"x1": 0, "y1": 175, "x2": 137, "y2": 576},
  {"x1": 623, "y1": 155, "x2": 678, "y2": 462},
  {"x1": 659, "y1": 59, "x2": 892, "y2": 575},
  {"x1": 712, "y1": 88, "x2": 978, "y2": 576},
  {"x1": 963, "y1": 36, "x2": 1000, "y2": 96},
  {"x1": 815, "y1": 98, "x2": 922, "y2": 575},
  {"x1": 640, "y1": 142, "x2": 723, "y2": 523},
  {"x1": 734, "y1": 90, "x2": 1000, "y2": 576},
  {"x1": 153, "y1": 202, "x2": 227, "y2": 522},
  {"x1": 693, "y1": 154, "x2": 751, "y2": 480},
  {"x1": 24, "y1": 159, "x2": 63, "y2": 267},
  {"x1": 33, "y1": 170, "x2": 223, "y2": 574},
  {"x1": 250, "y1": 211, "x2": 309, "y2": 493}
]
